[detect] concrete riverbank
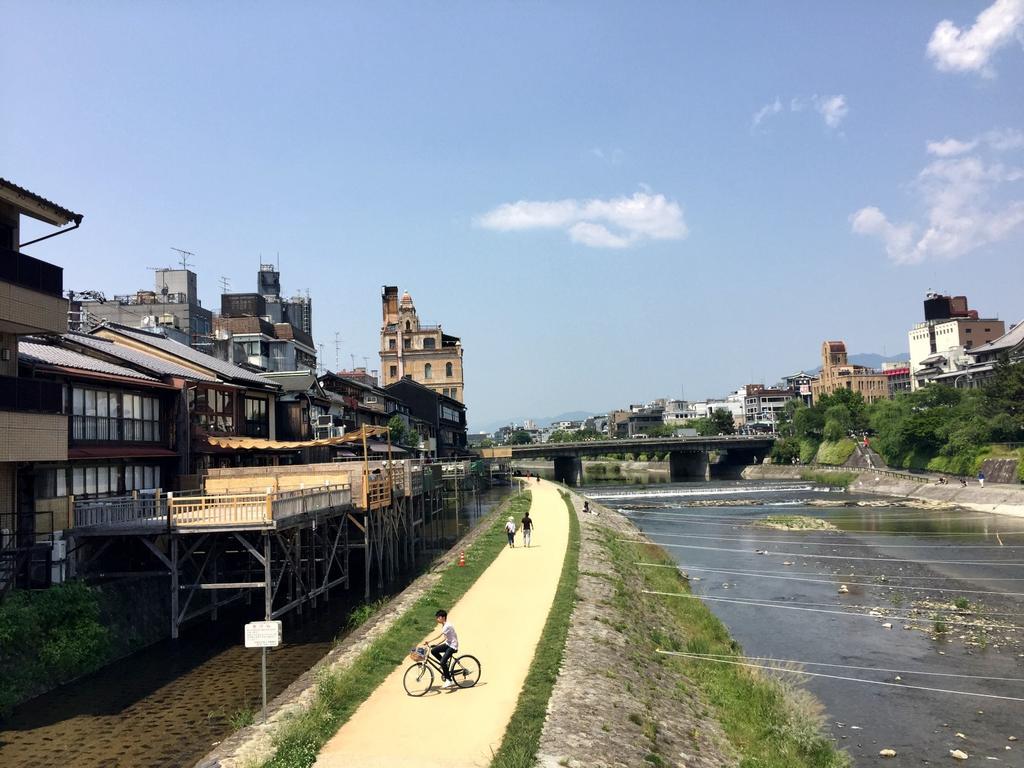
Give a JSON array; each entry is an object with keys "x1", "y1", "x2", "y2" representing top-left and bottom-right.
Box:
[{"x1": 744, "y1": 464, "x2": 1024, "y2": 517}]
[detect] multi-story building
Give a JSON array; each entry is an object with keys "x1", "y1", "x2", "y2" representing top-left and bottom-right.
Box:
[
  {"x1": 379, "y1": 286, "x2": 465, "y2": 403},
  {"x1": 743, "y1": 385, "x2": 798, "y2": 430},
  {"x1": 214, "y1": 265, "x2": 317, "y2": 372},
  {"x1": 949, "y1": 320, "x2": 1024, "y2": 388},
  {"x1": 810, "y1": 340, "x2": 889, "y2": 404},
  {"x1": 908, "y1": 294, "x2": 1004, "y2": 390},
  {"x1": 881, "y1": 361, "x2": 912, "y2": 396},
  {"x1": 1, "y1": 178, "x2": 81, "y2": 590},
  {"x1": 385, "y1": 377, "x2": 467, "y2": 457},
  {"x1": 781, "y1": 372, "x2": 815, "y2": 406},
  {"x1": 73, "y1": 268, "x2": 214, "y2": 351}
]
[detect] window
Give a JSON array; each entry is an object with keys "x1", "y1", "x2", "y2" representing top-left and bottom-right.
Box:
[
  {"x1": 446, "y1": 362, "x2": 453, "y2": 377},
  {"x1": 424, "y1": 363, "x2": 432, "y2": 380},
  {"x1": 388, "y1": 338, "x2": 396, "y2": 350},
  {"x1": 403, "y1": 337, "x2": 410, "y2": 350},
  {"x1": 192, "y1": 387, "x2": 234, "y2": 433},
  {"x1": 71, "y1": 387, "x2": 160, "y2": 442},
  {"x1": 389, "y1": 365, "x2": 397, "y2": 378},
  {"x1": 244, "y1": 397, "x2": 269, "y2": 437},
  {"x1": 35, "y1": 468, "x2": 67, "y2": 499},
  {"x1": 405, "y1": 321, "x2": 411, "y2": 331},
  {"x1": 423, "y1": 337, "x2": 435, "y2": 350}
]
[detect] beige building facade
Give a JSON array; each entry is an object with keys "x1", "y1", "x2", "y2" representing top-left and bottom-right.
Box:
[
  {"x1": 909, "y1": 317, "x2": 1005, "y2": 390},
  {"x1": 810, "y1": 340, "x2": 889, "y2": 404},
  {"x1": 379, "y1": 286, "x2": 465, "y2": 403},
  {"x1": 1, "y1": 178, "x2": 80, "y2": 565}
]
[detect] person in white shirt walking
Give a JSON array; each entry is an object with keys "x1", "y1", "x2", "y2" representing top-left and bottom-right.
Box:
[{"x1": 504, "y1": 516, "x2": 516, "y2": 548}]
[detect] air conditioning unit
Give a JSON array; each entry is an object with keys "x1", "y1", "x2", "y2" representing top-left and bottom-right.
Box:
[
  {"x1": 316, "y1": 415, "x2": 335, "y2": 428},
  {"x1": 330, "y1": 426, "x2": 346, "y2": 438}
]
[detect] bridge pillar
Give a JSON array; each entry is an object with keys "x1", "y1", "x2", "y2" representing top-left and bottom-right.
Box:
[
  {"x1": 553, "y1": 456, "x2": 583, "y2": 487},
  {"x1": 669, "y1": 451, "x2": 709, "y2": 482}
]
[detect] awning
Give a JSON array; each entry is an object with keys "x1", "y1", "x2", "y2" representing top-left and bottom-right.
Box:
[
  {"x1": 68, "y1": 446, "x2": 178, "y2": 460},
  {"x1": 367, "y1": 442, "x2": 408, "y2": 455},
  {"x1": 205, "y1": 425, "x2": 398, "y2": 452}
]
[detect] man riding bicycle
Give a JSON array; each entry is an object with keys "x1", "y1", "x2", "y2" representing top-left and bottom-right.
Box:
[{"x1": 425, "y1": 609, "x2": 459, "y2": 689}]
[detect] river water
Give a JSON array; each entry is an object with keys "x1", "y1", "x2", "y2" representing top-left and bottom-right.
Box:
[
  {"x1": 0, "y1": 486, "x2": 509, "y2": 768},
  {"x1": 585, "y1": 478, "x2": 1024, "y2": 766}
]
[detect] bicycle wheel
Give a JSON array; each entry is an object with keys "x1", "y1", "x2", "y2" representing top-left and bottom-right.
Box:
[
  {"x1": 450, "y1": 654, "x2": 481, "y2": 688},
  {"x1": 403, "y1": 662, "x2": 434, "y2": 696}
]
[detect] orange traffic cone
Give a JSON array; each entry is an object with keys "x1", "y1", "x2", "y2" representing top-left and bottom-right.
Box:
[{"x1": 458, "y1": 551, "x2": 466, "y2": 567}]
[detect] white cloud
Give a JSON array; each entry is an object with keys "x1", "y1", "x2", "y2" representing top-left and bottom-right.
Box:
[
  {"x1": 752, "y1": 98, "x2": 783, "y2": 128},
  {"x1": 815, "y1": 95, "x2": 848, "y2": 129},
  {"x1": 927, "y1": 0, "x2": 1024, "y2": 76},
  {"x1": 476, "y1": 191, "x2": 688, "y2": 249},
  {"x1": 752, "y1": 94, "x2": 848, "y2": 131},
  {"x1": 851, "y1": 131, "x2": 1024, "y2": 264}
]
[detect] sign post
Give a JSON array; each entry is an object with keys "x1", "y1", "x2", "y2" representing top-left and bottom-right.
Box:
[{"x1": 245, "y1": 620, "x2": 283, "y2": 723}]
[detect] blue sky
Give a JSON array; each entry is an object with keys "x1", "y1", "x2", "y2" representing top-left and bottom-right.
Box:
[{"x1": 4, "y1": 1, "x2": 1024, "y2": 429}]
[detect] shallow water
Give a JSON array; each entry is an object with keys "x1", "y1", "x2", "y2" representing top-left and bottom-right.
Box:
[{"x1": 590, "y1": 480, "x2": 1024, "y2": 766}]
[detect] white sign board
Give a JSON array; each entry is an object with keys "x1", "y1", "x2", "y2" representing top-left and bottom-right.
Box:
[{"x1": 245, "y1": 620, "x2": 283, "y2": 648}]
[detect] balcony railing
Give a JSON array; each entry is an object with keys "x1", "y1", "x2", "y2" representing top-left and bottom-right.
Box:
[
  {"x1": 0, "y1": 249, "x2": 63, "y2": 298},
  {"x1": 0, "y1": 376, "x2": 63, "y2": 414},
  {"x1": 71, "y1": 415, "x2": 161, "y2": 442}
]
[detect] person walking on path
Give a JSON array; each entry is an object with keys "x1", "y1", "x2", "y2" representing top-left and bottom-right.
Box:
[
  {"x1": 505, "y1": 516, "x2": 516, "y2": 548},
  {"x1": 978, "y1": 471, "x2": 985, "y2": 488},
  {"x1": 425, "y1": 609, "x2": 459, "y2": 689},
  {"x1": 521, "y1": 511, "x2": 533, "y2": 547}
]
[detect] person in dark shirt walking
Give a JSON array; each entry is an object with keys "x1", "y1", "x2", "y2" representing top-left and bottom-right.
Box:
[{"x1": 521, "y1": 511, "x2": 534, "y2": 547}]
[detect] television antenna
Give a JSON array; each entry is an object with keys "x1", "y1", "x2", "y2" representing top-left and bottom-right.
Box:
[
  {"x1": 334, "y1": 332, "x2": 342, "y2": 371},
  {"x1": 219, "y1": 276, "x2": 231, "y2": 293},
  {"x1": 362, "y1": 356, "x2": 368, "y2": 370},
  {"x1": 170, "y1": 247, "x2": 195, "y2": 271},
  {"x1": 349, "y1": 353, "x2": 356, "y2": 369}
]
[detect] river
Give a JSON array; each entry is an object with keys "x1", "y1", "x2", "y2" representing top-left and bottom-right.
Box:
[
  {"x1": 586, "y1": 478, "x2": 1024, "y2": 766},
  {"x1": 0, "y1": 485, "x2": 509, "y2": 768}
]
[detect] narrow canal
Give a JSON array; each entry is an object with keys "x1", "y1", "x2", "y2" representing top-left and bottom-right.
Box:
[
  {"x1": 0, "y1": 486, "x2": 509, "y2": 768},
  {"x1": 588, "y1": 479, "x2": 1024, "y2": 766}
]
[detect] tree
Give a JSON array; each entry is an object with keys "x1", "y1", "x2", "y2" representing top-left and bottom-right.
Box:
[
  {"x1": 984, "y1": 356, "x2": 1024, "y2": 437},
  {"x1": 509, "y1": 430, "x2": 533, "y2": 445},
  {"x1": 710, "y1": 408, "x2": 735, "y2": 435},
  {"x1": 387, "y1": 415, "x2": 408, "y2": 446}
]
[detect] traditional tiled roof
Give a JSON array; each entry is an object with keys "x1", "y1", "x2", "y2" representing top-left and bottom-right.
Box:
[
  {"x1": 95, "y1": 324, "x2": 276, "y2": 387},
  {"x1": 0, "y1": 177, "x2": 83, "y2": 226},
  {"x1": 20, "y1": 340, "x2": 158, "y2": 381},
  {"x1": 968, "y1": 320, "x2": 1024, "y2": 357},
  {"x1": 67, "y1": 332, "x2": 218, "y2": 381}
]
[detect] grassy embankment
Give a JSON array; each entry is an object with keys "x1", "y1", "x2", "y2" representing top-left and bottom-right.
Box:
[
  {"x1": 604, "y1": 531, "x2": 849, "y2": 768},
  {"x1": 490, "y1": 490, "x2": 580, "y2": 768},
  {"x1": 261, "y1": 492, "x2": 532, "y2": 768},
  {"x1": 924, "y1": 444, "x2": 1024, "y2": 479},
  {"x1": 814, "y1": 439, "x2": 857, "y2": 466},
  {"x1": 0, "y1": 581, "x2": 112, "y2": 716}
]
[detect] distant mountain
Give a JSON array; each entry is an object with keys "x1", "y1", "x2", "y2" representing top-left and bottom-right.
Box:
[
  {"x1": 803, "y1": 352, "x2": 909, "y2": 375},
  {"x1": 472, "y1": 410, "x2": 600, "y2": 435}
]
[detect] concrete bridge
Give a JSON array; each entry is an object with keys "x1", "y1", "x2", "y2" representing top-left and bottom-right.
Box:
[{"x1": 479, "y1": 435, "x2": 775, "y2": 485}]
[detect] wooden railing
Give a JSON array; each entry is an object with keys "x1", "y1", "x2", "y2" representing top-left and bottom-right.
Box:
[{"x1": 72, "y1": 485, "x2": 352, "y2": 531}]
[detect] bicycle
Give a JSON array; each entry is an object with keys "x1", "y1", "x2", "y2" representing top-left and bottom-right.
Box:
[{"x1": 403, "y1": 644, "x2": 481, "y2": 696}]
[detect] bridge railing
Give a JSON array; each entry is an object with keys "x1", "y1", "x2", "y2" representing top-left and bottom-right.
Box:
[{"x1": 72, "y1": 493, "x2": 167, "y2": 529}]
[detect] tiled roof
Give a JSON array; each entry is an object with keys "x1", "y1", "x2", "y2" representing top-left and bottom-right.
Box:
[
  {"x1": 67, "y1": 332, "x2": 217, "y2": 382},
  {"x1": 0, "y1": 177, "x2": 83, "y2": 226},
  {"x1": 20, "y1": 341, "x2": 158, "y2": 381},
  {"x1": 98, "y1": 324, "x2": 277, "y2": 387},
  {"x1": 969, "y1": 320, "x2": 1024, "y2": 356}
]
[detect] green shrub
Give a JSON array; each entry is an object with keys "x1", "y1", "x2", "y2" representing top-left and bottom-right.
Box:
[
  {"x1": 0, "y1": 581, "x2": 112, "y2": 716},
  {"x1": 815, "y1": 439, "x2": 856, "y2": 466},
  {"x1": 799, "y1": 440, "x2": 820, "y2": 465}
]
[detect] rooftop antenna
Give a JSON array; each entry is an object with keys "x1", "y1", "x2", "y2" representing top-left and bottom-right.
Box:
[
  {"x1": 362, "y1": 356, "x2": 369, "y2": 371},
  {"x1": 218, "y1": 276, "x2": 231, "y2": 294},
  {"x1": 170, "y1": 247, "x2": 195, "y2": 271},
  {"x1": 350, "y1": 353, "x2": 356, "y2": 369},
  {"x1": 317, "y1": 344, "x2": 325, "y2": 375},
  {"x1": 334, "y1": 332, "x2": 342, "y2": 371}
]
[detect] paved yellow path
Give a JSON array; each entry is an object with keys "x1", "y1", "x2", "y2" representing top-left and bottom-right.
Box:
[{"x1": 315, "y1": 480, "x2": 570, "y2": 768}]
